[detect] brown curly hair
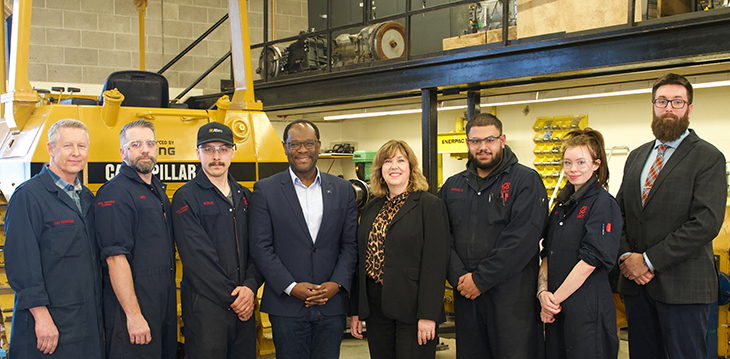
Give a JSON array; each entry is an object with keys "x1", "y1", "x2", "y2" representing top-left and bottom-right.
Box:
[{"x1": 370, "y1": 140, "x2": 429, "y2": 198}]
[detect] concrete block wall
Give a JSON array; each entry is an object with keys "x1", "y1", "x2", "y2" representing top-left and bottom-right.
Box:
[{"x1": 26, "y1": 0, "x2": 308, "y2": 96}]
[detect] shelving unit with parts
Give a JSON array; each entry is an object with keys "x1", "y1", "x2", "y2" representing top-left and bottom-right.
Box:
[{"x1": 533, "y1": 115, "x2": 588, "y2": 198}]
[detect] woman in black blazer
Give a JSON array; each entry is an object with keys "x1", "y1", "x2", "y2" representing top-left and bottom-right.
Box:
[
  {"x1": 349, "y1": 140, "x2": 450, "y2": 359},
  {"x1": 538, "y1": 128, "x2": 622, "y2": 359}
]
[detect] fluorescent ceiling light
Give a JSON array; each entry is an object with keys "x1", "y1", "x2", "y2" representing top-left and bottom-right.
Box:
[
  {"x1": 482, "y1": 87, "x2": 651, "y2": 107},
  {"x1": 322, "y1": 79, "x2": 730, "y2": 120},
  {"x1": 324, "y1": 109, "x2": 421, "y2": 120},
  {"x1": 693, "y1": 79, "x2": 730, "y2": 88},
  {"x1": 323, "y1": 105, "x2": 470, "y2": 120}
]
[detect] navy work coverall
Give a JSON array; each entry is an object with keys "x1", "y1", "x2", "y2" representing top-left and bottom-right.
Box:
[
  {"x1": 542, "y1": 179, "x2": 621, "y2": 359},
  {"x1": 438, "y1": 145, "x2": 548, "y2": 359},
  {"x1": 4, "y1": 166, "x2": 104, "y2": 358},
  {"x1": 171, "y1": 170, "x2": 263, "y2": 359},
  {"x1": 95, "y1": 163, "x2": 177, "y2": 359}
]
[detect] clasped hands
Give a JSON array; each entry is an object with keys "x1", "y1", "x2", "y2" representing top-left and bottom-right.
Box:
[
  {"x1": 538, "y1": 291, "x2": 561, "y2": 323},
  {"x1": 230, "y1": 286, "x2": 255, "y2": 321},
  {"x1": 619, "y1": 253, "x2": 655, "y2": 285},
  {"x1": 292, "y1": 281, "x2": 340, "y2": 307},
  {"x1": 457, "y1": 273, "x2": 482, "y2": 299}
]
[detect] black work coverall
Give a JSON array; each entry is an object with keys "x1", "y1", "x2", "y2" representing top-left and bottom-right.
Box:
[
  {"x1": 5, "y1": 167, "x2": 104, "y2": 359},
  {"x1": 95, "y1": 163, "x2": 177, "y2": 359},
  {"x1": 171, "y1": 170, "x2": 263, "y2": 359},
  {"x1": 438, "y1": 146, "x2": 548, "y2": 359},
  {"x1": 542, "y1": 180, "x2": 621, "y2": 359}
]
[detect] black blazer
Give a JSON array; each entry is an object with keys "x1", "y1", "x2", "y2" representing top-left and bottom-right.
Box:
[
  {"x1": 616, "y1": 129, "x2": 727, "y2": 304},
  {"x1": 351, "y1": 190, "x2": 450, "y2": 324}
]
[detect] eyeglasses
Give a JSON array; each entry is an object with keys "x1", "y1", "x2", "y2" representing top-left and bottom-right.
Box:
[
  {"x1": 286, "y1": 140, "x2": 319, "y2": 150},
  {"x1": 562, "y1": 159, "x2": 593, "y2": 169},
  {"x1": 653, "y1": 98, "x2": 689, "y2": 109},
  {"x1": 124, "y1": 140, "x2": 157, "y2": 149},
  {"x1": 199, "y1": 144, "x2": 233, "y2": 155},
  {"x1": 467, "y1": 136, "x2": 501, "y2": 146}
]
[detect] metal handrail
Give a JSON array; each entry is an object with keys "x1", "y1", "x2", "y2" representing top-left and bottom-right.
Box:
[
  {"x1": 158, "y1": 13, "x2": 229, "y2": 75},
  {"x1": 174, "y1": 50, "x2": 232, "y2": 101}
]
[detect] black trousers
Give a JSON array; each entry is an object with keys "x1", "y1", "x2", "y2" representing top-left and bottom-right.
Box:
[
  {"x1": 365, "y1": 278, "x2": 438, "y2": 359},
  {"x1": 544, "y1": 282, "x2": 618, "y2": 359},
  {"x1": 624, "y1": 288, "x2": 710, "y2": 359},
  {"x1": 182, "y1": 288, "x2": 257, "y2": 359},
  {"x1": 104, "y1": 275, "x2": 178, "y2": 359},
  {"x1": 453, "y1": 279, "x2": 543, "y2": 359}
]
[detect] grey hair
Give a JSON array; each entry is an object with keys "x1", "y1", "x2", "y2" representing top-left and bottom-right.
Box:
[
  {"x1": 119, "y1": 119, "x2": 156, "y2": 146},
  {"x1": 48, "y1": 119, "x2": 89, "y2": 145}
]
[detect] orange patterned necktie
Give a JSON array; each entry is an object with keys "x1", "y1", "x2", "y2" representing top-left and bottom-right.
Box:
[{"x1": 642, "y1": 144, "x2": 668, "y2": 206}]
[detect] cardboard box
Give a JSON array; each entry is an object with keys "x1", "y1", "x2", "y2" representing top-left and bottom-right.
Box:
[
  {"x1": 443, "y1": 32, "x2": 487, "y2": 51},
  {"x1": 659, "y1": 0, "x2": 692, "y2": 16},
  {"x1": 442, "y1": 26, "x2": 517, "y2": 51},
  {"x1": 486, "y1": 26, "x2": 517, "y2": 43}
]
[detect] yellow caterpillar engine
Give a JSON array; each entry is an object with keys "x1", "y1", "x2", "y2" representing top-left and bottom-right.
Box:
[{"x1": 0, "y1": 0, "x2": 285, "y2": 356}]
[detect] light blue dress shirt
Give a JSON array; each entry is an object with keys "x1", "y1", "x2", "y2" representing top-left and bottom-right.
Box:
[{"x1": 285, "y1": 167, "x2": 324, "y2": 295}]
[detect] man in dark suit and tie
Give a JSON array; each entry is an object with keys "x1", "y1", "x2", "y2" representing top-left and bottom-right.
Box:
[
  {"x1": 250, "y1": 119, "x2": 358, "y2": 359},
  {"x1": 617, "y1": 73, "x2": 727, "y2": 359}
]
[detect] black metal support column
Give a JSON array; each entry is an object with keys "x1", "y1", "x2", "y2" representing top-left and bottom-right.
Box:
[
  {"x1": 466, "y1": 91, "x2": 481, "y2": 122},
  {"x1": 627, "y1": 0, "x2": 636, "y2": 27},
  {"x1": 327, "y1": 0, "x2": 332, "y2": 72},
  {"x1": 502, "y1": 0, "x2": 510, "y2": 46},
  {"x1": 405, "y1": 0, "x2": 412, "y2": 60},
  {"x1": 421, "y1": 88, "x2": 438, "y2": 195},
  {"x1": 262, "y1": 0, "x2": 269, "y2": 81}
]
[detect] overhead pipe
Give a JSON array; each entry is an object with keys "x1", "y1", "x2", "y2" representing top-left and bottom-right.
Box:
[{"x1": 134, "y1": 0, "x2": 148, "y2": 70}]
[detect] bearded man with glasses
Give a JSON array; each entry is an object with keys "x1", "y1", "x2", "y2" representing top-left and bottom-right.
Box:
[
  {"x1": 617, "y1": 73, "x2": 727, "y2": 359},
  {"x1": 95, "y1": 119, "x2": 177, "y2": 359},
  {"x1": 438, "y1": 113, "x2": 548, "y2": 359}
]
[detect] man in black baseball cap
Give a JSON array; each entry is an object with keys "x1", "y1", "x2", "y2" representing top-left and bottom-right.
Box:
[
  {"x1": 172, "y1": 121, "x2": 263, "y2": 359},
  {"x1": 197, "y1": 121, "x2": 235, "y2": 147}
]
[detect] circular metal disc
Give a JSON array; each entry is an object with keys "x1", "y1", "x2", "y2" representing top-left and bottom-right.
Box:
[
  {"x1": 374, "y1": 22, "x2": 406, "y2": 60},
  {"x1": 257, "y1": 45, "x2": 281, "y2": 78}
]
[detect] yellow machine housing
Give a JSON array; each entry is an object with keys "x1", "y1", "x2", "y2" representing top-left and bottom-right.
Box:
[
  {"x1": 0, "y1": 0, "x2": 286, "y2": 356},
  {"x1": 713, "y1": 203, "x2": 730, "y2": 358}
]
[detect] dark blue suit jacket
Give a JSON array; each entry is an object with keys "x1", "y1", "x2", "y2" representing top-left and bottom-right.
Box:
[{"x1": 249, "y1": 169, "x2": 358, "y2": 317}]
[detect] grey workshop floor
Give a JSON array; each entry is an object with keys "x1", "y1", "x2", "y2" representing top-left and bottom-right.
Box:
[{"x1": 338, "y1": 331, "x2": 630, "y2": 358}]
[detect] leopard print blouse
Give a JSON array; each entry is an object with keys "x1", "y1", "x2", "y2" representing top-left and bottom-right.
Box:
[{"x1": 366, "y1": 191, "x2": 409, "y2": 284}]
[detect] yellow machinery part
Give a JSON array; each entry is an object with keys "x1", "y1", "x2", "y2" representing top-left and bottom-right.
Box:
[
  {"x1": 0, "y1": 105, "x2": 287, "y2": 357},
  {"x1": 713, "y1": 204, "x2": 730, "y2": 358}
]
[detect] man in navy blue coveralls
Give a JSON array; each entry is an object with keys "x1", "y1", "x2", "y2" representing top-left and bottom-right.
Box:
[
  {"x1": 4, "y1": 119, "x2": 104, "y2": 358},
  {"x1": 171, "y1": 122, "x2": 263, "y2": 359},
  {"x1": 438, "y1": 114, "x2": 547, "y2": 359},
  {"x1": 94, "y1": 119, "x2": 177, "y2": 359}
]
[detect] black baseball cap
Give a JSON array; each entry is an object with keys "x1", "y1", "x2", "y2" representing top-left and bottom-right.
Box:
[{"x1": 197, "y1": 122, "x2": 234, "y2": 146}]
